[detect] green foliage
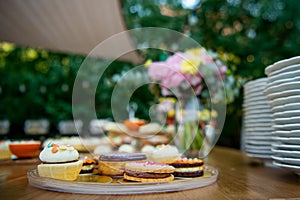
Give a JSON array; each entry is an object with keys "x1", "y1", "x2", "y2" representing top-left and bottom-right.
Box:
[
  {"x1": 0, "y1": 43, "x2": 155, "y2": 138},
  {"x1": 122, "y1": 0, "x2": 300, "y2": 147}
]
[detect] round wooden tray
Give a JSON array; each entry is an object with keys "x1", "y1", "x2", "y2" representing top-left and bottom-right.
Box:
[{"x1": 27, "y1": 166, "x2": 218, "y2": 194}]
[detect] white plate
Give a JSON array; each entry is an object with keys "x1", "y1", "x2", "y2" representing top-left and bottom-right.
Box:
[
  {"x1": 244, "y1": 86, "x2": 266, "y2": 95},
  {"x1": 272, "y1": 149, "x2": 300, "y2": 158},
  {"x1": 273, "y1": 130, "x2": 300, "y2": 137},
  {"x1": 245, "y1": 127, "x2": 274, "y2": 132},
  {"x1": 243, "y1": 92, "x2": 267, "y2": 99},
  {"x1": 267, "y1": 89, "x2": 300, "y2": 100},
  {"x1": 272, "y1": 136, "x2": 300, "y2": 144},
  {"x1": 272, "y1": 102, "x2": 300, "y2": 113},
  {"x1": 244, "y1": 125, "x2": 273, "y2": 130},
  {"x1": 272, "y1": 143, "x2": 300, "y2": 151},
  {"x1": 268, "y1": 70, "x2": 300, "y2": 83},
  {"x1": 244, "y1": 132, "x2": 273, "y2": 137},
  {"x1": 243, "y1": 100, "x2": 270, "y2": 108},
  {"x1": 273, "y1": 124, "x2": 300, "y2": 131},
  {"x1": 245, "y1": 135, "x2": 273, "y2": 140},
  {"x1": 272, "y1": 156, "x2": 300, "y2": 166},
  {"x1": 273, "y1": 116, "x2": 300, "y2": 125},
  {"x1": 265, "y1": 82, "x2": 300, "y2": 94},
  {"x1": 246, "y1": 153, "x2": 272, "y2": 159},
  {"x1": 273, "y1": 161, "x2": 300, "y2": 175},
  {"x1": 243, "y1": 105, "x2": 272, "y2": 112},
  {"x1": 245, "y1": 148, "x2": 272, "y2": 154},
  {"x1": 270, "y1": 95, "x2": 300, "y2": 107},
  {"x1": 245, "y1": 141, "x2": 272, "y2": 147},
  {"x1": 273, "y1": 110, "x2": 300, "y2": 118},
  {"x1": 244, "y1": 114, "x2": 272, "y2": 120},
  {"x1": 265, "y1": 56, "x2": 300, "y2": 75},
  {"x1": 268, "y1": 63, "x2": 300, "y2": 77},
  {"x1": 244, "y1": 111, "x2": 272, "y2": 117},
  {"x1": 244, "y1": 78, "x2": 267, "y2": 87},
  {"x1": 267, "y1": 76, "x2": 300, "y2": 89}
]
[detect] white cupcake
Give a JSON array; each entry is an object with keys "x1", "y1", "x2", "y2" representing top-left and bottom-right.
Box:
[
  {"x1": 148, "y1": 145, "x2": 181, "y2": 164},
  {"x1": 38, "y1": 142, "x2": 83, "y2": 181}
]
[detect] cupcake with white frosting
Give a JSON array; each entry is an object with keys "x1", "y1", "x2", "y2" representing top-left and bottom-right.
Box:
[
  {"x1": 37, "y1": 142, "x2": 83, "y2": 181},
  {"x1": 148, "y1": 144, "x2": 181, "y2": 164}
]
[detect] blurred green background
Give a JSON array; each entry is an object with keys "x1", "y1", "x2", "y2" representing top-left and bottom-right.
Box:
[{"x1": 1, "y1": 0, "x2": 300, "y2": 148}]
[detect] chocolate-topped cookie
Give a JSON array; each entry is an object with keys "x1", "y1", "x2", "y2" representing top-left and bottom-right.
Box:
[
  {"x1": 99, "y1": 153, "x2": 146, "y2": 161},
  {"x1": 170, "y1": 158, "x2": 204, "y2": 177}
]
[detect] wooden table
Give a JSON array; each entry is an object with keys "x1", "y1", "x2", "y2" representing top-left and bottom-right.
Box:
[{"x1": 1, "y1": 146, "x2": 300, "y2": 200}]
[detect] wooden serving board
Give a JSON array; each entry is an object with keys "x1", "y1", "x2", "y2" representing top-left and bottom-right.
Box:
[{"x1": 27, "y1": 166, "x2": 218, "y2": 194}]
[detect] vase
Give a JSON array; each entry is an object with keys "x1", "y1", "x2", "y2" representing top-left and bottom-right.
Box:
[{"x1": 174, "y1": 96, "x2": 203, "y2": 156}]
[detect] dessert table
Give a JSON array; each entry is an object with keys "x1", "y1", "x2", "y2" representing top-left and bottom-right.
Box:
[{"x1": 1, "y1": 146, "x2": 300, "y2": 200}]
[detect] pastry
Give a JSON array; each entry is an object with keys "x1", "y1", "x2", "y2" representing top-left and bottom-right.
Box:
[
  {"x1": 124, "y1": 161, "x2": 175, "y2": 182},
  {"x1": 80, "y1": 156, "x2": 97, "y2": 174},
  {"x1": 118, "y1": 144, "x2": 135, "y2": 153},
  {"x1": 170, "y1": 157, "x2": 204, "y2": 177},
  {"x1": 93, "y1": 144, "x2": 113, "y2": 155},
  {"x1": 124, "y1": 119, "x2": 147, "y2": 131},
  {"x1": 139, "y1": 123, "x2": 163, "y2": 135},
  {"x1": 98, "y1": 153, "x2": 146, "y2": 176},
  {"x1": 148, "y1": 144, "x2": 181, "y2": 164},
  {"x1": 141, "y1": 144, "x2": 155, "y2": 158},
  {"x1": 37, "y1": 142, "x2": 83, "y2": 181},
  {"x1": 0, "y1": 140, "x2": 11, "y2": 160}
]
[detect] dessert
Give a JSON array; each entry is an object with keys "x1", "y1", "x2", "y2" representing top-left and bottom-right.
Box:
[
  {"x1": 37, "y1": 142, "x2": 83, "y2": 181},
  {"x1": 9, "y1": 140, "x2": 41, "y2": 158},
  {"x1": 80, "y1": 156, "x2": 97, "y2": 174},
  {"x1": 148, "y1": 144, "x2": 181, "y2": 164},
  {"x1": 98, "y1": 153, "x2": 146, "y2": 176},
  {"x1": 0, "y1": 140, "x2": 11, "y2": 160},
  {"x1": 124, "y1": 119, "x2": 147, "y2": 131},
  {"x1": 139, "y1": 123, "x2": 163, "y2": 135},
  {"x1": 124, "y1": 161, "x2": 175, "y2": 182},
  {"x1": 141, "y1": 144, "x2": 155, "y2": 158},
  {"x1": 118, "y1": 144, "x2": 135, "y2": 153},
  {"x1": 170, "y1": 157, "x2": 204, "y2": 177},
  {"x1": 93, "y1": 144, "x2": 113, "y2": 155}
]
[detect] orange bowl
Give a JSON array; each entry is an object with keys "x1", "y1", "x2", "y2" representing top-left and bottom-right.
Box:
[{"x1": 9, "y1": 142, "x2": 41, "y2": 158}]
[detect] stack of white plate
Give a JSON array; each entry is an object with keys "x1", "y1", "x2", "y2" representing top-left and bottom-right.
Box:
[
  {"x1": 242, "y1": 77, "x2": 274, "y2": 159},
  {"x1": 265, "y1": 56, "x2": 300, "y2": 175}
]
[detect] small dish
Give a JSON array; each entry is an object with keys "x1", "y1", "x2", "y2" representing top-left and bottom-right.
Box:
[{"x1": 9, "y1": 141, "x2": 41, "y2": 158}]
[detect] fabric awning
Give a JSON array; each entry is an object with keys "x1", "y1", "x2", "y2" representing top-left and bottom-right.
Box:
[{"x1": 0, "y1": 0, "x2": 143, "y2": 64}]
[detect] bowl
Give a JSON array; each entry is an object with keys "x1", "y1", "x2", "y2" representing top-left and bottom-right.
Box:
[{"x1": 9, "y1": 141, "x2": 41, "y2": 158}]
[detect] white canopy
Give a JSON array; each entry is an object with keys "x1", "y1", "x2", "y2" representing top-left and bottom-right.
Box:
[{"x1": 0, "y1": 0, "x2": 143, "y2": 64}]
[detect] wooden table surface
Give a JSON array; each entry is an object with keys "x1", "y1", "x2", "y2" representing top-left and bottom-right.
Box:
[{"x1": 1, "y1": 146, "x2": 300, "y2": 200}]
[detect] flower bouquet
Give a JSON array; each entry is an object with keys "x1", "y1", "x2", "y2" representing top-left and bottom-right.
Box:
[{"x1": 146, "y1": 47, "x2": 231, "y2": 155}]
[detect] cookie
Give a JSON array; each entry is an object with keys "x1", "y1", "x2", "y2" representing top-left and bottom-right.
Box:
[
  {"x1": 170, "y1": 157, "x2": 204, "y2": 178},
  {"x1": 124, "y1": 161, "x2": 175, "y2": 182},
  {"x1": 98, "y1": 153, "x2": 146, "y2": 176}
]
